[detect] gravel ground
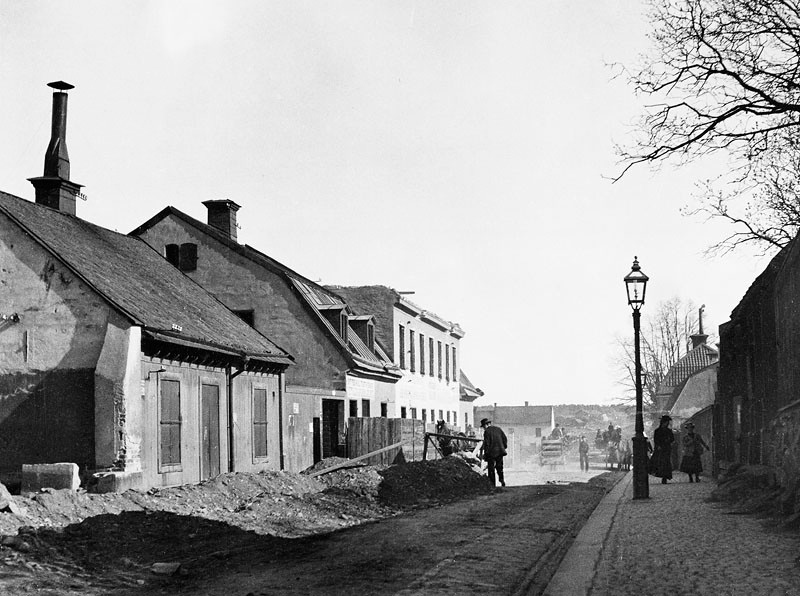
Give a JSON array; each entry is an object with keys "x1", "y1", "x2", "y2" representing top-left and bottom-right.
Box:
[{"x1": 590, "y1": 475, "x2": 800, "y2": 596}]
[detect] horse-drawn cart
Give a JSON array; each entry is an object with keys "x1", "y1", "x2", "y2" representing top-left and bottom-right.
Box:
[{"x1": 539, "y1": 438, "x2": 565, "y2": 467}]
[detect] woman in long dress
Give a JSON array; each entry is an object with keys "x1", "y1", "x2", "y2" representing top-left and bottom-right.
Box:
[
  {"x1": 653, "y1": 415, "x2": 675, "y2": 484},
  {"x1": 679, "y1": 421, "x2": 710, "y2": 482}
]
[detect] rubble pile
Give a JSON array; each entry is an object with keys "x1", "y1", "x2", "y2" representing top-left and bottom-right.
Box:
[
  {"x1": 378, "y1": 457, "x2": 493, "y2": 507},
  {"x1": 0, "y1": 456, "x2": 490, "y2": 540}
]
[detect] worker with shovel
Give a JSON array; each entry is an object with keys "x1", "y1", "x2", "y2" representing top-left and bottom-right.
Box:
[{"x1": 479, "y1": 418, "x2": 508, "y2": 488}]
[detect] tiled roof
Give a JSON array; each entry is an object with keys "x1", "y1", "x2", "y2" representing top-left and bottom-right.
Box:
[
  {"x1": 0, "y1": 191, "x2": 293, "y2": 366},
  {"x1": 659, "y1": 344, "x2": 719, "y2": 390},
  {"x1": 131, "y1": 206, "x2": 397, "y2": 379}
]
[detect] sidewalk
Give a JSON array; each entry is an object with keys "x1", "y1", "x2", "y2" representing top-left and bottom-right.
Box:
[{"x1": 543, "y1": 472, "x2": 800, "y2": 596}]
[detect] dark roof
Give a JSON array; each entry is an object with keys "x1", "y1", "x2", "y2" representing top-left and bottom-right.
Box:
[
  {"x1": 656, "y1": 343, "x2": 718, "y2": 412},
  {"x1": 0, "y1": 191, "x2": 293, "y2": 366},
  {"x1": 131, "y1": 206, "x2": 398, "y2": 380}
]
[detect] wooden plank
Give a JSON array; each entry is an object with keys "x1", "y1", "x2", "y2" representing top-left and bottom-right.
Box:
[{"x1": 307, "y1": 438, "x2": 413, "y2": 477}]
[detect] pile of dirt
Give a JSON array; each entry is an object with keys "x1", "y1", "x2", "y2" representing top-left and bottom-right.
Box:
[
  {"x1": 0, "y1": 457, "x2": 491, "y2": 538},
  {"x1": 378, "y1": 457, "x2": 493, "y2": 507}
]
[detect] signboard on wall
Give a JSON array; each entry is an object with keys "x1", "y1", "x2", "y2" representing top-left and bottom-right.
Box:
[{"x1": 346, "y1": 376, "x2": 376, "y2": 400}]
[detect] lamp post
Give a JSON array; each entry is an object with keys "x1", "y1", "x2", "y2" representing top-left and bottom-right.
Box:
[{"x1": 624, "y1": 256, "x2": 650, "y2": 500}]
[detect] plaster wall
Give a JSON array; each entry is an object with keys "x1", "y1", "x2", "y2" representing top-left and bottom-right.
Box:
[
  {"x1": 392, "y1": 307, "x2": 461, "y2": 428},
  {"x1": 0, "y1": 215, "x2": 113, "y2": 479},
  {"x1": 135, "y1": 219, "x2": 349, "y2": 390}
]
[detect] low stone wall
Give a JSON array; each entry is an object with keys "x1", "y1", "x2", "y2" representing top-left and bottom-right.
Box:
[{"x1": 765, "y1": 400, "x2": 800, "y2": 514}]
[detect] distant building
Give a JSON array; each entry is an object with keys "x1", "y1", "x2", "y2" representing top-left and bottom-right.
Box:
[
  {"x1": 473, "y1": 403, "x2": 555, "y2": 466},
  {"x1": 654, "y1": 330, "x2": 718, "y2": 419},
  {"x1": 328, "y1": 286, "x2": 464, "y2": 428}
]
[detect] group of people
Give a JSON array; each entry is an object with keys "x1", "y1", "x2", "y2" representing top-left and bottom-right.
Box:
[{"x1": 650, "y1": 414, "x2": 710, "y2": 483}]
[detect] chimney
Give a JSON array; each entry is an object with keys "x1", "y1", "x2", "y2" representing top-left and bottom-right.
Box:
[
  {"x1": 28, "y1": 81, "x2": 83, "y2": 215},
  {"x1": 525, "y1": 401, "x2": 529, "y2": 407},
  {"x1": 203, "y1": 199, "x2": 241, "y2": 242},
  {"x1": 690, "y1": 304, "x2": 708, "y2": 349}
]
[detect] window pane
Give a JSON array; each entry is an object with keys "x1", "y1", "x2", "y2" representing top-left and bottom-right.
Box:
[{"x1": 253, "y1": 389, "x2": 267, "y2": 423}]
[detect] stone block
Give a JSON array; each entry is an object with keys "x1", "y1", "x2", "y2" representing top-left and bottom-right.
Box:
[
  {"x1": 91, "y1": 471, "x2": 143, "y2": 494},
  {"x1": 21, "y1": 463, "x2": 80, "y2": 493},
  {"x1": 0, "y1": 482, "x2": 21, "y2": 515}
]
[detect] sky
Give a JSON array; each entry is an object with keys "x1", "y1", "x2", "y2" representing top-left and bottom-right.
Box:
[{"x1": 0, "y1": 1, "x2": 773, "y2": 406}]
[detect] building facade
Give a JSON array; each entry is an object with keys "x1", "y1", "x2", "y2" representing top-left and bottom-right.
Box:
[
  {"x1": 0, "y1": 84, "x2": 293, "y2": 491},
  {"x1": 131, "y1": 203, "x2": 400, "y2": 467},
  {"x1": 329, "y1": 286, "x2": 464, "y2": 429}
]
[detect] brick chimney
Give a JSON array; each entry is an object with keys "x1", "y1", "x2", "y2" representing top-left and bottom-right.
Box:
[
  {"x1": 28, "y1": 81, "x2": 83, "y2": 215},
  {"x1": 202, "y1": 199, "x2": 241, "y2": 242}
]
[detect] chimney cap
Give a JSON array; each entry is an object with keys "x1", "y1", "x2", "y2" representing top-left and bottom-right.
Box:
[
  {"x1": 47, "y1": 81, "x2": 74, "y2": 91},
  {"x1": 202, "y1": 198, "x2": 241, "y2": 211}
]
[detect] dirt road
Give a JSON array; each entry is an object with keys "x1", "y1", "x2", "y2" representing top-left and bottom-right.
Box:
[
  {"x1": 0, "y1": 460, "x2": 622, "y2": 595},
  {"x1": 147, "y1": 474, "x2": 621, "y2": 595}
]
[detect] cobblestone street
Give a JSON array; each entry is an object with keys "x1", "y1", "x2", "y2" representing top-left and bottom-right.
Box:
[{"x1": 547, "y1": 473, "x2": 800, "y2": 596}]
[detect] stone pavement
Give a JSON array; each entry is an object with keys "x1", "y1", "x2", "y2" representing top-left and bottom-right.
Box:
[{"x1": 544, "y1": 472, "x2": 800, "y2": 596}]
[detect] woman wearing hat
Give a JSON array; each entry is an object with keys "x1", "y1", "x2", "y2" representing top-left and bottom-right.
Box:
[
  {"x1": 652, "y1": 415, "x2": 675, "y2": 484},
  {"x1": 679, "y1": 422, "x2": 710, "y2": 483}
]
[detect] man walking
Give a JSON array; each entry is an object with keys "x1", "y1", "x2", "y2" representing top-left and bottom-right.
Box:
[
  {"x1": 578, "y1": 435, "x2": 590, "y2": 472},
  {"x1": 479, "y1": 418, "x2": 508, "y2": 488}
]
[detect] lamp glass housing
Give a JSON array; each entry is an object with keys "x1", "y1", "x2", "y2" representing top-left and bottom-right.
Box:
[{"x1": 624, "y1": 258, "x2": 649, "y2": 310}]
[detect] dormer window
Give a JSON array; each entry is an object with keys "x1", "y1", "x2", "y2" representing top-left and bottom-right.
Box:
[
  {"x1": 349, "y1": 315, "x2": 376, "y2": 353},
  {"x1": 319, "y1": 305, "x2": 348, "y2": 342},
  {"x1": 165, "y1": 243, "x2": 198, "y2": 272}
]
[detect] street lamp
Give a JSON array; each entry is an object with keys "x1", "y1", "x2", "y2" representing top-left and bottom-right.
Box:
[{"x1": 624, "y1": 256, "x2": 649, "y2": 500}]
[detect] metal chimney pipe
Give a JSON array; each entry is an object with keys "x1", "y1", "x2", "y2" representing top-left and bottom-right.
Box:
[{"x1": 44, "y1": 81, "x2": 74, "y2": 180}]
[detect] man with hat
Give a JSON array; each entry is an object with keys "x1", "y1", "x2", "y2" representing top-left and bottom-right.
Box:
[{"x1": 479, "y1": 418, "x2": 508, "y2": 488}]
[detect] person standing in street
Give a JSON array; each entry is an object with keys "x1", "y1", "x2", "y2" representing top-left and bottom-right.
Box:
[
  {"x1": 653, "y1": 415, "x2": 675, "y2": 484},
  {"x1": 679, "y1": 422, "x2": 710, "y2": 483},
  {"x1": 479, "y1": 418, "x2": 507, "y2": 488},
  {"x1": 578, "y1": 435, "x2": 590, "y2": 472}
]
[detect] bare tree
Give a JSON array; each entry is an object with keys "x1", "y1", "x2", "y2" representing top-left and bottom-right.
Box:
[
  {"x1": 617, "y1": 0, "x2": 800, "y2": 253},
  {"x1": 614, "y1": 297, "x2": 709, "y2": 407}
]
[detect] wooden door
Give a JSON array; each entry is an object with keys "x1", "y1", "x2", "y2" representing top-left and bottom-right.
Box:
[{"x1": 201, "y1": 384, "x2": 220, "y2": 479}]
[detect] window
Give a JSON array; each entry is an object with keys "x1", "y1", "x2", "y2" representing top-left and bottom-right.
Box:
[
  {"x1": 419, "y1": 334, "x2": 425, "y2": 375},
  {"x1": 429, "y1": 338, "x2": 434, "y2": 376},
  {"x1": 253, "y1": 388, "x2": 268, "y2": 458},
  {"x1": 422, "y1": 409, "x2": 427, "y2": 422},
  {"x1": 535, "y1": 427, "x2": 542, "y2": 438},
  {"x1": 437, "y1": 341, "x2": 442, "y2": 379},
  {"x1": 340, "y1": 312, "x2": 348, "y2": 343},
  {"x1": 399, "y1": 325, "x2": 406, "y2": 369},
  {"x1": 349, "y1": 400, "x2": 358, "y2": 417},
  {"x1": 160, "y1": 379, "x2": 181, "y2": 466},
  {"x1": 233, "y1": 309, "x2": 255, "y2": 327},
  {"x1": 452, "y1": 346, "x2": 457, "y2": 382},
  {"x1": 410, "y1": 407, "x2": 417, "y2": 419},
  {"x1": 361, "y1": 399, "x2": 371, "y2": 417},
  {"x1": 380, "y1": 402, "x2": 388, "y2": 417},
  {"x1": 367, "y1": 323, "x2": 374, "y2": 352},
  {"x1": 438, "y1": 409, "x2": 444, "y2": 422},
  {"x1": 401, "y1": 406, "x2": 407, "y2": 419},
  {"x1": 446, "y1": 411, "x2": 451, "y2": 423},
  {"x1": 409, "y1": 330, "x2": 416, "y2": 373},
  {"x1": 165, "y1": 243, "x2": 198, "y2": 272},
  {"x1": 464, "y1": 413, "x2": 468, "y2": 428},
  {"x1": 445, "y1": 345, "x2": 450, "y2": 382}
]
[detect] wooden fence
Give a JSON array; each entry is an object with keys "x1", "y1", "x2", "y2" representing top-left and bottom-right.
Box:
[{"x1": 346, "y1": 417, "x2": 427, "y2": 465}]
